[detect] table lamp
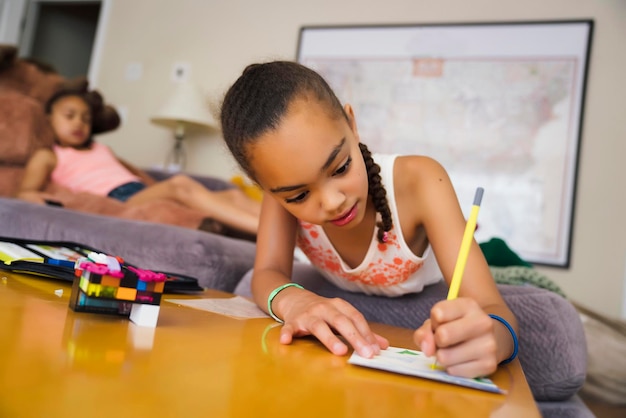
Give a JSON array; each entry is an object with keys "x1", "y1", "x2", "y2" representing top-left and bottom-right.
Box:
[{"x1": 151, "y1": 82, "x2": 218, "y2": 171}]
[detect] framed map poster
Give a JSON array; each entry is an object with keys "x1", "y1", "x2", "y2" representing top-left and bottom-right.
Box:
[{"x1": 297, "y1": 20, "x2": 593, "y2": 267}]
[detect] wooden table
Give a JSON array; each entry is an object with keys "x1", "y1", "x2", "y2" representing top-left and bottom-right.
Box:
[{"x1": 0, "y1": 272, "x2": 540, "y2": 418}]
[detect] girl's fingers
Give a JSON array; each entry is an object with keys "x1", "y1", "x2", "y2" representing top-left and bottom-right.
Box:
[
  {"x1": 430, "y1": 298, "x2": 479, "y2": 327},
  {"x1": 446, "y1": 358, "x2": 497, "y2": 379},
  {"x1": 374, "y1": 333, "x2": 390, "y2": 350},
  {"x1": 279, "y1": 323, "x2": 295, "y2": 345},
  {"x1": 326, "y1": 313, "x2": 378, "y2": 358},
  {"x1": 279, "y1": 297, "x2": 381, "y2": 358},
  {"x1": 332, "y1": 299, "x2": 385, "y2": 352},
  {"x1": 426, "y1": 299, "x2": 499, "y2": 377},
  {"x1": 437, "y1": 334, "x2": 499, "y2": 378},
  {"x1": 308, "y1": 318, "x2": 351, "y2": 355},
  {"x1": 433, "y1": 308, "x2": 493, "y2": 349},
  {"x1": 413, "y1": 319, "x2": 436, "y2": 356}
]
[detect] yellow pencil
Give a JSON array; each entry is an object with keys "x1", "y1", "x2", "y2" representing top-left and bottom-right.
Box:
[
  {"x1": 431, "y1": 188, "x2": 484, "y2": 370},
  {"x1": 447, "y1": 187, "x2": 484, "y2": 300}
]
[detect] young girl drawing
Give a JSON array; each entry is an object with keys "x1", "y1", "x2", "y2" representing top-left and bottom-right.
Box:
[
  {"x1": 220, "y1": 61, "x2": 519, "y2": 378},
  {"x1": 17, "y1": 89, "x2": 260, "y2": 236}
]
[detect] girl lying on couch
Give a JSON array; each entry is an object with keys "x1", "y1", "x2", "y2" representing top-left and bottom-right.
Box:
[{"x1": 17, "y1": 88, "x2": 261, "y2": 237}]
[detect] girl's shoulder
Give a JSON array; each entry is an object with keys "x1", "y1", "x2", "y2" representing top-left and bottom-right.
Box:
[
  {"x1": 394, "y1": 155, "x2": 450, "y2": 184},
  {"x1": 28, "y1": 146, "x2": 57, "y2": 169},
  {"x1": 31, "y1": 146, "x2": 56, "y2": 160},
  {"x1": 392, "y1": 155, "x2": 458, "y2": 227},
  {"x1": 392, "y1": 155, "x2": 455, "y2": 206}
]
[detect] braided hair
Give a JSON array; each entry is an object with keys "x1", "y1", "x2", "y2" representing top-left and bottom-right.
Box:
[
  {"x1": 359, "y1": 142, "x2": 393, "y2": 243},
  {"x1": 220, "y1": 61, "x2": 392, "y2": 242}
]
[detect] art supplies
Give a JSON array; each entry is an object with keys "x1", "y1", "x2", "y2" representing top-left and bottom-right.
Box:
[
  {"x1": 0, "y1": 242, "x2": 44, "y2": 263},
  {"x1": 0, "y1": 237, "x2": 202, "y2": 293}
]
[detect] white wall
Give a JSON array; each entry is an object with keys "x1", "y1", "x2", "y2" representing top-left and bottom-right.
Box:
[{"x1": 94, "y1": 0, "x2": 626, "y2": 319}]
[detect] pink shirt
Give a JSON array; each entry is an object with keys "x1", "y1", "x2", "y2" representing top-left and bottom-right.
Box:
[
  {"x1": 296, "y1": 154, "x2": 442, "y2": 297},
  {"x1": 51, "y1": 142, "x2": 140, "y2": 196}
]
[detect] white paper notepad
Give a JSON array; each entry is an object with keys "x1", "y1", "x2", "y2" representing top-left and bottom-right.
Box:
[
  {"x1": 349, "y1": 346, "x2": 504, "y2": 394},
  {"x1": 165, "y1": 296, "x2": 269, "y2": 320}
]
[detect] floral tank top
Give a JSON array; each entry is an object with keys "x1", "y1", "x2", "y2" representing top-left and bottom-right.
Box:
[{"x1": 295, "y1": 154, "x2": 442, "y2": 296}]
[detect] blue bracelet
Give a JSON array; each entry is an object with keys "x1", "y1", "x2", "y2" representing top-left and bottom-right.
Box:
[
  {"x1": 488, "y1": 314, "x2": 519, "y2": 364},
  {"x1": 267, "y1": 283, "x2": 304, "y2": 323}
]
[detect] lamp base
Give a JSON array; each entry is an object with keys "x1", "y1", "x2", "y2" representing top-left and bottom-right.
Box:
[{"x1": 164, "y1": 135, "x2": 186, "y2": 172}]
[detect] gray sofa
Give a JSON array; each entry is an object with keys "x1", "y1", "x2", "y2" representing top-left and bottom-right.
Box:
[{"x1": 0, "y1": 194, "x2": 593, "y2": 417}]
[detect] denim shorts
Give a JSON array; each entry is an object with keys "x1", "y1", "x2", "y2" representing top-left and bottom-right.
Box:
[{"x1": 107, "y1": 181, "x2": 146, "y2": 202}]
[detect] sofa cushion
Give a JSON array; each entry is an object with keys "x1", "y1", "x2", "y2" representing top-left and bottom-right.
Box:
[
  {"x1": 0, "y1": 165, "x2": 25, "y2": 198},
  {"x1": 538, "y1": 395, "x2": 595, "y2": 418},
  {"x1": 0, "y1": 90, "x2": 54, "y2": 166},
  {"x1": 576, "y1": 302, "x2": 626, "y2": 405},
  {"x1": 0, "y1": 197, "x2": 256, "y2": 292},
  {"x1": 0, "y1": 55, "x2": 65, "y2": 104}
]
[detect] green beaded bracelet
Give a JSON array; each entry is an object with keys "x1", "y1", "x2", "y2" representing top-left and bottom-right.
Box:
[{"x1": 267, "y1": 283, "x2": 304, "y2": 323}]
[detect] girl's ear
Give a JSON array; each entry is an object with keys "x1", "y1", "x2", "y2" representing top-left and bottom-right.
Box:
[{"x1": 343, "y1": 103, "x2": 359, "y2": 136}]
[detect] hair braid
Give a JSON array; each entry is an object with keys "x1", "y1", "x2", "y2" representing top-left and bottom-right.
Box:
[{"x1": 359, "y1": 143, "x2": 393, "y2": 243}]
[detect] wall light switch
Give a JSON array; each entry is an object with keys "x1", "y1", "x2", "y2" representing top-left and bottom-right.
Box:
[{"x1": 171, "y1": 62, "x2": 191, "y2": 82}]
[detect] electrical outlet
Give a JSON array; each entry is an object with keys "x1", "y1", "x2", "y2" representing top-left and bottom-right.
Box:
[{"x1": 171, "y1": 62, "x2": 191, "y2": 82}]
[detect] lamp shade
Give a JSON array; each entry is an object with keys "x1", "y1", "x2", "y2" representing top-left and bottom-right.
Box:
[{"x1": 151, "y1": 82, "x2": 218, "y2": 130}]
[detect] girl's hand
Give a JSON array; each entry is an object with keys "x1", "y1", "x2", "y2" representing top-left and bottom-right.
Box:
[
  {"x1": 278, "y1": 291, "x2": 389, "y2": 358},
  {"x1": 413, "y1": 298, "x2": 498, "y2": 378}
]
